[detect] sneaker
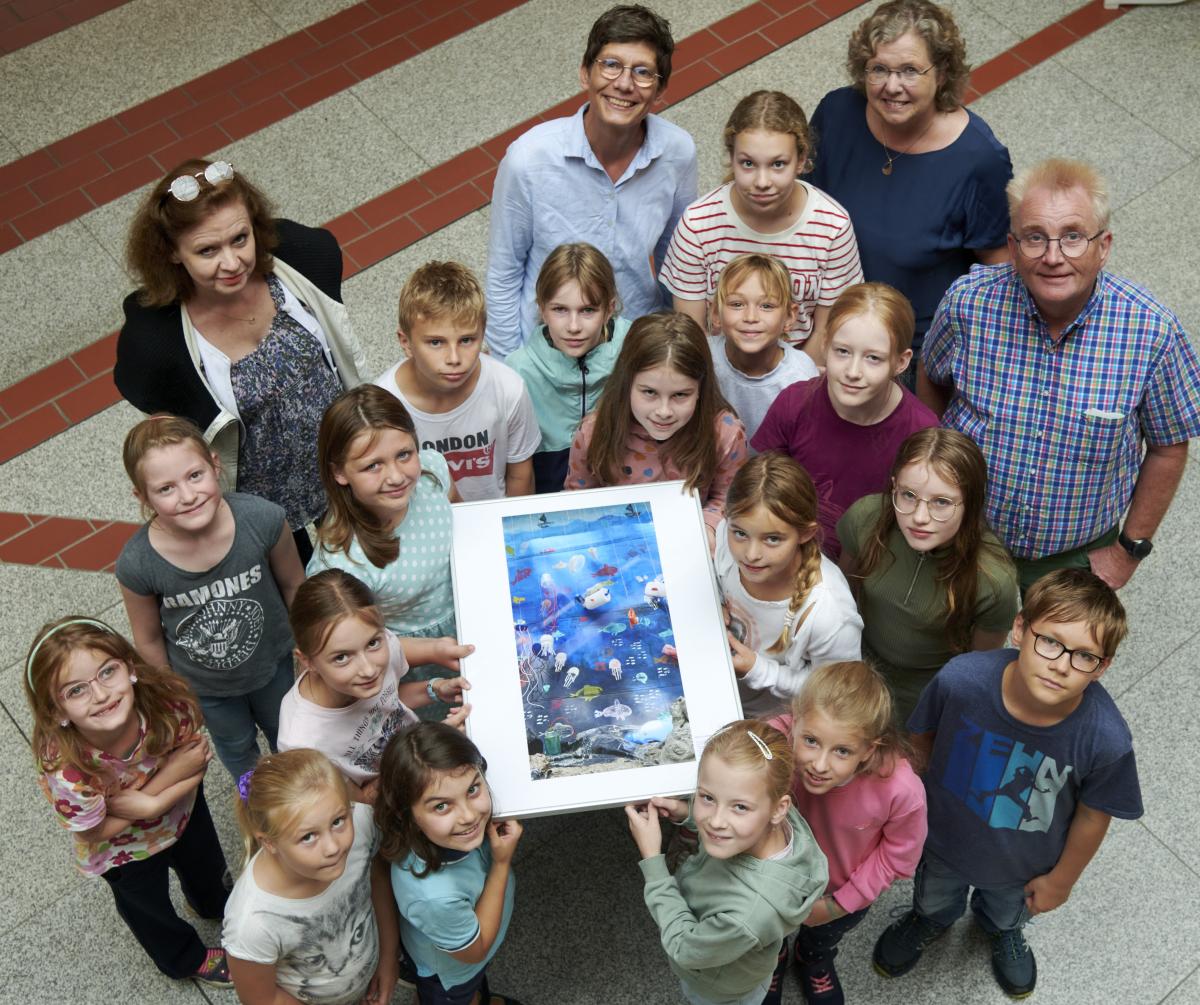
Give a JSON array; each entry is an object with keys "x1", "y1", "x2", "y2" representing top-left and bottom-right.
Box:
[
  {"x1": 761, "y1": 943, "x2": 788, "y2": 1005},
  {"x1": 989, "y1": 927, "x2": 1037, "y2": 998},
  {"x1": 796, "y1": 954, "x2": 843, "y2": 1005},
  {"x1": 872, "y1": 911, "x2": 948, "y2": 978},
  {"x1": 192, "y1": 948, "x2": 233, "y2": 988},
  {"x1": 395, "y1": 947, "x2": 417, "y2": 989}
]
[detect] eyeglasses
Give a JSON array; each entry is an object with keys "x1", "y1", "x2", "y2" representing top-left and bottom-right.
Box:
[
  {"x1": 891, "y1": 488, "x2": 963, "y2": 522},
  {"x1": 167, "y1": 161, "x2": 235, "y2": 202},
  {"x1": 1031, "y1": 631, "x2": 1105, "y2": 673},
  {"x1": 58, "y1": 660, "x2": 129, "y2": 706},
  {"x1": 1011, "y1": 230, "x2": 1105, "y2": 259},
  {"x1": 865, "y1": 64, "x2": 933, "y2": 86},
  {"x1": 593, "y1": 58, "x2": 660, "y2": 88}
]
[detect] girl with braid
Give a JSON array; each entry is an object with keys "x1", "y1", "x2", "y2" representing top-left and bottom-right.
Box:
[{"x1": 716, "y1": 453, "x2": 862, "y2": 718}]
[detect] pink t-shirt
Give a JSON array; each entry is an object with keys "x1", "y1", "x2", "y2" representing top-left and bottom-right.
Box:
[
  {"x1": 751, "y1": 377, "x2": 938, "y2": 558},
  {"x1": 565, "y1": 409, "x2": 747, "y2": 533},
  {"x1": 771, "y1": 712, "x2": 927, "y2": 914}
]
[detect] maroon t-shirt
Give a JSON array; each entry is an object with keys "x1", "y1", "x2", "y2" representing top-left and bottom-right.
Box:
[{"x1": 751, "y1": 376, "x2": 938, "y2": 558}]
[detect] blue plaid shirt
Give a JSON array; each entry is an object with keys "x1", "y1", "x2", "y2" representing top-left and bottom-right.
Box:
[{"x1": 924, "y1": 265, "x2": 1200, "y2": 559}]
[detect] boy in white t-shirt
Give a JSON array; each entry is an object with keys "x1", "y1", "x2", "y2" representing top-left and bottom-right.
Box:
[
  {"x1": 710, "y1": 254, "x2": 818, "y2": 443},
  {"x1": 376, "y1": 261, "x2": 540, "y2": 501}
]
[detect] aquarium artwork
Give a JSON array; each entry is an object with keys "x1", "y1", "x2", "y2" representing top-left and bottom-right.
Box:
[{"x1": 502, "y1": 501, "x2": 696, "y2": 781}]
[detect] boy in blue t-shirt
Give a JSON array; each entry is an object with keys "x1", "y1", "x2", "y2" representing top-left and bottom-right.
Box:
[{"x1": 874, "y1": 569, "x2": 1142, "y2": 998}]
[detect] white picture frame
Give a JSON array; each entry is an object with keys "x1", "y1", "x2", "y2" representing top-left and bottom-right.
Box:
[{"x1": 450, "y1": 482, "x2": 742, "y2": 818}]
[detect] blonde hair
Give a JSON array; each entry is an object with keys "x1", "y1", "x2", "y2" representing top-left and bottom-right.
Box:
[
  {"x1": 398, "y1": 261, "x2": 486, "y2": 334},
  {"x1": 714, "y1": 253, "x2": 794, "y2": 317},
  {"x1": 1007, "y1": 158, "x2": 1111, "y2": 232},
  {"x1": 792, "y1": 662, "x2": 911, "y2": 777},
  {"x1": 722, "y1": 90, "x2": 813, "y2": 179},
  {"x1": 1020, "y1": 569, "x2": 1127, "y2": 660},
  {"x1": 726, "y1": 453, "x2": 822, "y2": 655},
  {"x1": 534, "y1": 243, "x2": 620, "y2": 316},
  {"x1": 825, "y1": 282, "x2": 915, "y2": 359},
  {"x1": 234, "y1": 748, "x2": 350, "y2": 870},
  {"x1": 122, "y1": 414, "x2": 219, "y2": 518},
  {"x1": 290, "y1": 569, "x2": 386, "y2": 661},
  {"x1": 702, "y1": 719, "x2": 794, "y2": 804}
]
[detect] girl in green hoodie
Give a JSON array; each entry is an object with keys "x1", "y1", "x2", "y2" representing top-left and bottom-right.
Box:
[{"x1": 627, "y1": 720, "x2": 828, "y2": 1005}]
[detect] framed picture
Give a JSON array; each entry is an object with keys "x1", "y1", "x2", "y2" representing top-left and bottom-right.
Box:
[{"x1": 450, "y1": 482, "x2": 742, "y2": 818}]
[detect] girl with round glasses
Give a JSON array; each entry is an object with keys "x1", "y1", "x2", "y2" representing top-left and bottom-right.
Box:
[{"x1": 837, "y1": 428, "x2": 1019, "y2": 720}]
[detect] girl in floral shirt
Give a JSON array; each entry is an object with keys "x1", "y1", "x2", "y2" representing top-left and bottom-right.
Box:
[{"x1": 24, "y1": 617, "x2": 232, "y2": 987}]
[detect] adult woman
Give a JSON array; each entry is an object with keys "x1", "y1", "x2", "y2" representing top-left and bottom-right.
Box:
[
  {"x1": 806, "y1": 0, "x2": 1011, "y2": 362},
  {"x1": 116, "y1": 160, "x2": 365, "y2": 563}
]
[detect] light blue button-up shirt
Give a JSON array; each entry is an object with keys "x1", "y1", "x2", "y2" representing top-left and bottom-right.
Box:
[{"x1": 485, "y1": 104, "x2": 698, "y2": 358}]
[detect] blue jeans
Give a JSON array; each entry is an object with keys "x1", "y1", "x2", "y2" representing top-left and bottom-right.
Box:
[
  {"x1": 197, "y1": 653, "x2": 294, "y2": 778},
  {"x1": 913, "y1": 849, "x2": 1030, "y2": 933}
]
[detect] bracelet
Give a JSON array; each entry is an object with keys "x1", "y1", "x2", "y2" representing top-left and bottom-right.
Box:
[{"x1": 426, "y1": 679, "x2": 440, "y2": 702}]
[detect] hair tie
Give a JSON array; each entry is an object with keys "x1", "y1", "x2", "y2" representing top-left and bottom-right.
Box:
[
  {"x1": 237, "y1": 769, "x2": 255, "y2": 803},
  {"x1": 747, "y1": 731, "x2": 774, "y2": 760},
  {"x1": 26, "y1": 618, "x2": 117, "y2": 690}
]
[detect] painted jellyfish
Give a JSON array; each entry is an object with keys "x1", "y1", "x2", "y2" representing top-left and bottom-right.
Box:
[
  {"x1": 539, "y1": 633, "x2": 555, "y2": 656},
  {"x1": 563, "y1": 666, "x2": 580, "y2": 688},
  {"x1": 539, "y1": 573, "x2": 559, "y2": 629},
  {"x1": 568, "y1": 553, "x2": 585, "y2": 574},
  {"x1": 554, "y1": 651, "x2": 567, "y2": 673},
  {"x1": 608, "y1": 658, "x2": 622, "y2": 681}
]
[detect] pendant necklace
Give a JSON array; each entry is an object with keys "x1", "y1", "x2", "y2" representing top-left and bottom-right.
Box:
[{"x1": 880, "y1": 113, "x2": 938, "y2": 176}]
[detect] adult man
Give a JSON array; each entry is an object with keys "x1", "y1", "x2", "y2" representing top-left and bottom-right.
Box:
[
  {"x1": 484, "y1": 4, "x2": 697, "y2": 358},
  {"x1": 918, "y1": 158, "x2": 1200, "y2": 591}
]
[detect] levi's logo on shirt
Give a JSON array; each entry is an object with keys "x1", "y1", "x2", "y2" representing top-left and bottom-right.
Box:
[{"x1": 422, "y1": 430, "x2": 494, "y2": 479}]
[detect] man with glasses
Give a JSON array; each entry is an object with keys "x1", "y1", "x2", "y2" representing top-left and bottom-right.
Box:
[
  {"x1": 917, "y1": 158, "x2": 1200, "y2": 590},
  {"x1": 484, "y1": 4, "x2": 697, "y2": 358}
]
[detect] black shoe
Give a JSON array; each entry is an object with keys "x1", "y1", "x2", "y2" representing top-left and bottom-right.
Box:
[
  {"x1": 795, "y1": 953, "x2": 843, "y2": 1005},
  {"x1": 760, "y1": 942, "x2": 788, "y2": 1005},
  {"x1": 872, "y1": 911, "x2": 948, "y2": 978},
  {"x1": 989, "y1": 927, "x2": 1036, "y2": 998},
  {"x1": 396, "y1": 947, "x2": 417, "y2": 989}
]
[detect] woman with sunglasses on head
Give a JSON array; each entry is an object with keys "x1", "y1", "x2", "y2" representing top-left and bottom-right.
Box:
[
  {"x1": 838, "y1": 428, "x2": 1019, "y2": 723},
  {"x1": 804, "y1": 0, "x2": 1011, "y2": 380},
  {"x1": 116, "y1": 160, "x2": 366, "y2": 564}
]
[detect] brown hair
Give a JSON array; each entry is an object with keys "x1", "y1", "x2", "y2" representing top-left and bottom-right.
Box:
[
  {"x1": 792, "y1": 661, "x2": 911, "y2": 777},
  {"x1": 290, "y1": 569, "x2": 386, "y2": 661},
  {"x1": 585, "y1": 311, "x2": 730, "y2": 492},
  {"x1": 122, "y1": 414, "x2": 219, "y2": 518},
  {"x1": 726, "y1": 453, "x2": 823, "y2": 655},
  {"x1": 1007, "y1": 157, "x2": 1111, "y2": 232},
  {"x1": 125, "y1": 159, "x2": 278, "y2": 308},
  {"x1": 374, "y1": 722, "x2": 489, "y2": 877},
  {"x1": 702, "y1": 719, "x2": 794, "y2": 805},
  {"x1": 398, "y1": 260, "x2": 486, "y2": 334},
  {"x1": 234, "y1": 748, "x2": 350, "y2": 870},
  {"x1": 847, "y1": 0, "x2": 969, "y2": 113},
  {"x1": 535, "y1": 242, "x2": 620, "y2": 316},
  {"x1": 854, "y1": 428, "x2": 1013, "y2": 653},
  {"x1": 24, "y1": 618, "x2": 202, "y2": 781},
  {"x1": 714, "y1": 253, "x2": 794, "y2": 317},
  {"x1": 583, "y1": 4, "x2": 675, "y2": 86},
  {"x1": 315, "y1": 385, "x2": 440, "y2": 569},
  {"x1": 1019, "y1": 569, "x2": 1127, "y2": 660},
  {"x1": 722, "y1": 90, "x2": 814, "y2": 180},
  {"x1": 825, "y1": 282, "x2": 915, "y2": 358}
]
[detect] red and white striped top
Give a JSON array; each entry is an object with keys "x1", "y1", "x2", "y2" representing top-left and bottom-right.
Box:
[{"x1": 659, "y1": 181, "x2": 863, "y2": 345}]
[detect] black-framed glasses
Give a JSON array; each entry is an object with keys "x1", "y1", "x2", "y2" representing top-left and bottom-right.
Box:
[
  {"x1": 891, "y1": 487, "x2": 963, "y2": 523},
  {"x1": 1011, "y1": 230, "x2": 1106, "y2": 260},
  {"x1": 1031, "y1": 631, "x2": 1105, "y2": 673},
  {"x1": 593, "y1": 58, "x2": 660, "y2": 88},
  {"x1": 865, "y1": 64, "x2": 933, "y2": 86}
]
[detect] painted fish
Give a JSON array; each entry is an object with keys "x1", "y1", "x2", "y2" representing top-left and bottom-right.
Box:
[
  {"x1": 570, "y1": 684, "x2": 604, "y2": 701},
  {"x1": 599, "y1": 622, "x2": 627, "y2": 636},
  {"x1": 594, "y1": 564, "x2": 618, "y2": 576},
  {"x1": 512, "y1": 596, "x2": 526, "y2": 604},
  {"x1": 658, "y1": 629, "x2": 674, "y2": 639},
  {"x1": 634, "y1": 672, "x2": 648, "y2": 684},
  {"x1": 552, "y1": 630, "x2": 565, "y2": 640},
  {"x1": 594, "y1": 700, "x2": 632, "y2": 722},
  {"x1": 505, "y1": 545, "x2": 515, "y2": 556},
  {"x1": 577, "y1": 584, "x2": 611, "y2": 610},
  {"x1": 662, "y1": 643, "x2": 678, "y2": 660},
  {"x1": 511, "y1": 567, "x2": 532, "y2": 585},
  {"x1": 644, "y1": 575, "x2": 666, "y2": 606},
  {"x1": 627, "y1": 608, "x2": 638, "y2": 627}
]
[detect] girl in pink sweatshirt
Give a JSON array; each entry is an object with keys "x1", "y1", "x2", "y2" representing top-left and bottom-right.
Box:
[{"x1": 770, "y1": 660, "x2": 926, "y2": 1004}]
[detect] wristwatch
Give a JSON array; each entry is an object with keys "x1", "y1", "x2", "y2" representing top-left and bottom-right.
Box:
[{"x1": 1118, "y1": 529, "x2": 1153, "y2": 560}]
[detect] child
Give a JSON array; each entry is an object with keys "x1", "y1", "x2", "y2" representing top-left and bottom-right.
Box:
[
  {"x1": 505, "y1": 242, "x2": 633, "y2": 493},
  {"x1": 565, "y1": 311, "x2": 747, "y2": 543},
  {"x1": 25, "y1": 617, "x2": 232, "y2": 987},
  {"x1": 115, "y1": 414, "x2": 306, "y2": 779},
  {"x1": 279, "y1": 569, "x2": 472, "y2": 803},
  {"x1": 626, "y1": 720, "x2": 828, "y2": 1005},
  {"x1": 376, "y1": 722, "x2": 523, "y2": 1004},
  {"x1": 709, "y1": 254, "x2": 818, "y2": 443},
  {"x1": 874, "y1": 570, "x2": 1143, "y2": 998},
  {"x1": 224, "y1": 748, "x2": 400, "y2": 1005},
  {"x1": 839, "y1": 428, "x2": 1020, "y2": 722},
  {"x1": 753, "y1": 282, "x2": 938, "y2": 558},
  {"x1": 717, "y1": 453, "x2": 862, "y2": 718},
  {"x1": 376, "y1": 260, "x2": 541, "y2": 500},
  {"x1": 660, "y1": 90, "x2": 863, "y2": 359},
  {"x1": 769, "y1": 661, "x2": 926, "y2": 1005}
]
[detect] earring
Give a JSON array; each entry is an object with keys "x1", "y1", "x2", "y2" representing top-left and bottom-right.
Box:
[
  {"x1": 129, "y1": 674, "x2": 138, "y2": 684},
  {"x1": 59, "y1": 720, "x2": 70, "y2": 728}
]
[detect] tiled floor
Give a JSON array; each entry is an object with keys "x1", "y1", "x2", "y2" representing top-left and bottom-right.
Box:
[{"x1": 2, "y1": 1, "x2": 1200, "y2": 1003}]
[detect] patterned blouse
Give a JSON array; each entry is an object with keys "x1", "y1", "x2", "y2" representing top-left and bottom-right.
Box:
[
  {"x1": 38, "y1": 704, "x2": 199, "y2": 877},
  {"x1": 231, "y1": 273, "x2": 342, "y2": 529}
]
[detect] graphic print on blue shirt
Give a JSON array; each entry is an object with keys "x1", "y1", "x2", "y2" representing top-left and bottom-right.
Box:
[{"x1": 942, "y1": 715, "x2": 1072, "y2": 834}]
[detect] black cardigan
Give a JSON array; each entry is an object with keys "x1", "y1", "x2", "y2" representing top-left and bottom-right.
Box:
[{"x1": 114, "y1": 219, "x2": 343, "y2": 430}]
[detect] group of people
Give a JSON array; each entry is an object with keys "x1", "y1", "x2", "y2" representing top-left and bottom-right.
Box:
[{"x1": 22, "y1": 2, "x2": 1200, "y2": 1005}]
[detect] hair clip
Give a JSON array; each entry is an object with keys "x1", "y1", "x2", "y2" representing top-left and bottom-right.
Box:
[
  {"x1": 237, "y1": 768, "x2": 255, "y2": 803},
  {"x1": 26, "y1": 618, "x2": 117, "y2": 690},
  {"x1": 747, "y1": 731, "x2": 774, "y2": 760}
]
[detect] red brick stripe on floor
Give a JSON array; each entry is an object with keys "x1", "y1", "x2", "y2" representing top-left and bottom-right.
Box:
[
  {"x1": 0, "y1": 0, "x2": 1125, "y2": 473},
  {"x1": 0, "y1": 0, "x2": 132, "y2": 55},
  {"x1": 0, "y1": 511, "x2": 137, "y2": 571},
  {"x1": 0, "y1": 0, "x2": 529, "y2": 247}
]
